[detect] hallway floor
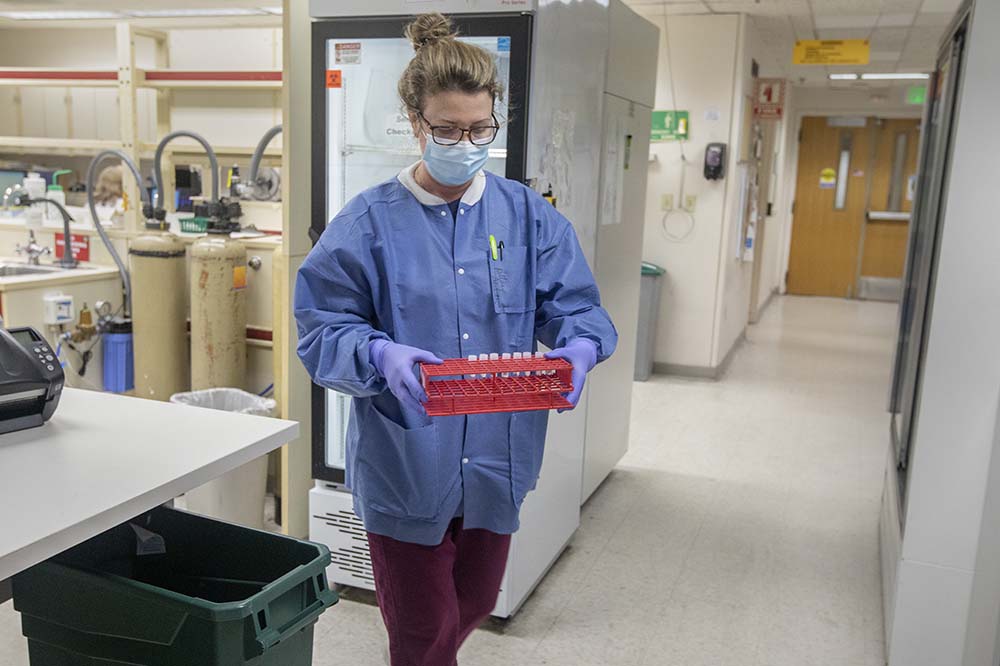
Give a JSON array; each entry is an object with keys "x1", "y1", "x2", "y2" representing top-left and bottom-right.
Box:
[{"x1": 0, "y1": 296, "x2": 897, "y2": 666}]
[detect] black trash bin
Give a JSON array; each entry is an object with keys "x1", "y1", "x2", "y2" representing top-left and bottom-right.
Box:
[{"x1": 13, "y1": 506, "x2": 337, "y2": 666}]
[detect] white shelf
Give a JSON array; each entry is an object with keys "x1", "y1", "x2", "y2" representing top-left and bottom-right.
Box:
[{"x1": 0, "y1": 137, "x2": 123, "y2": 156}]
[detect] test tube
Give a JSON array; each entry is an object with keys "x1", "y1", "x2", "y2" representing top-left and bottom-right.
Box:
[
  {"x1": 535, "y1": 351, "x2": 550, "y2": 376},
  {"x1": 479, "y1": 353, "x2": 489, "y2": 379},
  {"x1": 512, "y1": 351, "x2": 522, "y2": 377},
  {"x1": 468, "y1": 354, "x2": 477, "y2": 381},
  {"x1": 501, "y1": 352, "x2": 511, "y2": 378}
]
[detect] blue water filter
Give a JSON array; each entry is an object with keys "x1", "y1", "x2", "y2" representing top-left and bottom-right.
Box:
[{"x1": 102, "y1": 328, "x2": 134, "y2": 393}]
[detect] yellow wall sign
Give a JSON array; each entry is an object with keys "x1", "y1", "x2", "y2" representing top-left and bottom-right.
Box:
[{"x1": 793, "y1": 39, "x2": 870, "y2": 65}]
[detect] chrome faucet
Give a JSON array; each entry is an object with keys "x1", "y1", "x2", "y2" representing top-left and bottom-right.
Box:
[{"x1": 15, "y1": 230, "x2": 51, "y2": 266}]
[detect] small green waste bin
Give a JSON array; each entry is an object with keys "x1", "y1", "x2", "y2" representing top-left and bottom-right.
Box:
[
  {"x1": 635, "y1": 262, "x2": 665, "y2": 381},
  {"x1": 12, "y1": 506, "x2": 338, "y2": 666}
]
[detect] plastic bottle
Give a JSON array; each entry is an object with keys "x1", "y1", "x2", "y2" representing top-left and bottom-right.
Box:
[
  {"x1": 23, "y1": 172, "x2": 45, "y2": 229},
  {"x1": 43, "y1": 170, "x2": 72, "y2": 226}
]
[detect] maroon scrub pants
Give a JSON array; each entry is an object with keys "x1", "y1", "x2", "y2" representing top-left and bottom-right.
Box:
[{"x1": 367, "y1": 518, "x2": 512, "y2": 666}]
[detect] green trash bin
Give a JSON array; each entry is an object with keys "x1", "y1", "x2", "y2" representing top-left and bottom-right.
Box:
[
  {"x1": 12, "y1": 506, "x2": 338, "y2": 666},
  {"x1": 635, "y1": 262, "x2": 665, "y2": 381}
]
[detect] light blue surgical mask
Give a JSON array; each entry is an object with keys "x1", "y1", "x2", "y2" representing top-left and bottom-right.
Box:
[{"x1": 421, "y1": 137, "x2": 489, "y2": 187}]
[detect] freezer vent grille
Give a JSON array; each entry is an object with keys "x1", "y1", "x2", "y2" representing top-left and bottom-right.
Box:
[
  {"x1": 317, "y1": 509, "x2": 368, "y2": 541},
  {"x1": 330, "y1": 544, "x2": 375, "y2": 586},
  {"x1": 315, "y1": 509, "x2": 374, "y2": 586}
]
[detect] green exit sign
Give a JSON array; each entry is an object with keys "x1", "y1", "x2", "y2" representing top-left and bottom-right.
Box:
[
  {"x1": 907, "y1": 85, "x2": 928, "y2": 106},
  {"x1": 651, "y1": 110, "x2": 689, "y2": 142}
]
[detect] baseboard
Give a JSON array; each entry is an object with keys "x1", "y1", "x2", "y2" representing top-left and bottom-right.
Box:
[
  {"x1": 653, "y1": 362, "x2": 718, "y2": 379},
  {"x1": 653, "y1": 332, "x2": 746, "y2": 380},
  {"x1": 755, "y1": 288, "x2": 778, "y2": 321}
]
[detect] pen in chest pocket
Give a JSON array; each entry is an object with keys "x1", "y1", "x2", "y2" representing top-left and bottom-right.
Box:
[{"x1": 488, "y1": 235, "x2": 505, "y2": 261}]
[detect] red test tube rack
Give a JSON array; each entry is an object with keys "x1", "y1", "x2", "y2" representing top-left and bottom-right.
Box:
[{"x1": 419, "y1": 355, "x2": 574, "y2": 416}]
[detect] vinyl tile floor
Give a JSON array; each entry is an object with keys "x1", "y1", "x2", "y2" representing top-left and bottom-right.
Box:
[{"x1": 0, "y1": 295, "x2": 896, "y2": 666}]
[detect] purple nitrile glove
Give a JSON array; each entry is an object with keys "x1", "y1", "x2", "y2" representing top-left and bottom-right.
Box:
[
  {"x1": 545, "y1": 338, "x2": 599, "y2": 412},
  {"x1": 369, "y1": 339, "x2": 443, "y2": 414}
]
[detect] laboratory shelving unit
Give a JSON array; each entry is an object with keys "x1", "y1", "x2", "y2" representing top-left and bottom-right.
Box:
[{"x1": 0, "y1": 22, "x2": 283, "y2": 234}]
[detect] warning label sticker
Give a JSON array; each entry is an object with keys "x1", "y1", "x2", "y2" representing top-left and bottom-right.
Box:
[
  {"x1": 233, "y1": 265, "x2": 247, "y2": 291},
  {"x1": 335, "y1": 42, "x2": 361, "y2": 65},
  {"x1": 326, "y1": 70, "x2": 342, "y2": 88}
]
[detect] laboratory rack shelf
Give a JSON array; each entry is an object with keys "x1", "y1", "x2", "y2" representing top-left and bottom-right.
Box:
[
  {"x1": 0, "y1": 68, "x2": 118, "y2": 87},
  {"x1": 139, "y1": 69, "x2": 283, "y2": 89},
  {"x1": 420, "y1": 356, "x2": 573, "y2": 416}
]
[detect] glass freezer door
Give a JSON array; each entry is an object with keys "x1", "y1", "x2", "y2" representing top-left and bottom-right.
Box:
[
  {"x1": 310, "y1": 15, "x2": 532, "y2": 484},
  {"x1": 324, "y1": 36, "x2": 511, "y2": 215}
]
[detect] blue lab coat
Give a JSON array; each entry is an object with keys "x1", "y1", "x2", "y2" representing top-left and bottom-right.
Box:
[{"x1": 295, "y1": 164, "x2": 617, "y2": 545}]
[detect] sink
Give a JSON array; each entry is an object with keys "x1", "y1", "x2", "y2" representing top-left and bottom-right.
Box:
[
  {"x1": 0, "y1": 264, "x2": 62, "y2": 277},
  {"x1": 0, "y1": 262, "x2": 93, "y2": 277}
]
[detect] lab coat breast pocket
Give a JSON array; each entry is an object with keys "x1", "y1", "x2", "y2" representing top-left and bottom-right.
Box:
[
  {"x1": 355, "y1": 400, "x2": 446, "y2": 521},
  {"x1": 488, "y1": 246, "x2": 533, "y2": 314}
]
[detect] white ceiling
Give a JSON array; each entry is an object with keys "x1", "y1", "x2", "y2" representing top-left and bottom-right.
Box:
[{"x1": 626, "y1": 0, "x2": 964, "y2": 86}]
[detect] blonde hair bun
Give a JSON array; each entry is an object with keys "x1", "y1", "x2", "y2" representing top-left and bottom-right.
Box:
[{"x1": 404, "y1": 12, "x2": 455, "y2": 51}]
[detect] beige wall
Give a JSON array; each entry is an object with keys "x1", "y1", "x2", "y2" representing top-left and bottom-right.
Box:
[{"x1": 642, "y1": 13, "x2": 772, "y2": 374}]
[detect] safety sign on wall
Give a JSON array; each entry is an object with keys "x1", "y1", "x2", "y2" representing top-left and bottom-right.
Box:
[
  {"x1": 819, "y1": 168, "x2": 837, "y2": 189},
  {"x1": 651, "y1": 110, "x2": 689, "y2": 142},
  {"x1": 793, "y1": 39, "x2": 870, "y2": 65},
  {"x1": 754, "y1": 78, "x2": 786, "y2": 120}
]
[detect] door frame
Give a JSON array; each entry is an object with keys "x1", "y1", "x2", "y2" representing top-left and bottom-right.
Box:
[{"x1": 777, "y1": 106, "x2": 923, "y2": 297}]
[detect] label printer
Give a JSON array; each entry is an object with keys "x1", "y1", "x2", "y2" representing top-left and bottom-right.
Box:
[{"x1": 0, "y1": 324, "x2": 64, "y2": 435}]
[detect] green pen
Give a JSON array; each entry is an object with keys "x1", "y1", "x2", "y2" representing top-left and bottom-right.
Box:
[{"x1": 489, "y1": 234, "x2": 498, "y2": 261}]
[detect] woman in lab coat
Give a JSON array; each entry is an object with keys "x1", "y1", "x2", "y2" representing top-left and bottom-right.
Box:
[{"x1": 295, "y1": 13, "x2": 617, "y2": 665}]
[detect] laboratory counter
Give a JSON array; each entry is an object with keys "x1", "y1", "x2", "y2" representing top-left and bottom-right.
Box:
[{"x1": 0, "y1": 388, "x2": 299, "y2": 603}]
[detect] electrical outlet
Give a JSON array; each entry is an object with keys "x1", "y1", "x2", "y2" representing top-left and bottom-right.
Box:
[
  {"x1": 660, "y1": 194, "x2": 674, "y2": 211},
  {"x1": 684, "y1": 194, "x2": 697, "y2": 212}
]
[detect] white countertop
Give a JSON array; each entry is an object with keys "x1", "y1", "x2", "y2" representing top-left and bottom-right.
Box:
[{"x1": 0, "y1": 388, "x2": 299, "y2": 584}]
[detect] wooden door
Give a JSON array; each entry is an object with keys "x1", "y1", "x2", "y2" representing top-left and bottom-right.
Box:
[
  {"x1": 860, "y1": 118, "x2": 922, "y2": 278},
  {"x1": 787, "y1": 117, "x2": 872, "y2": 297}
]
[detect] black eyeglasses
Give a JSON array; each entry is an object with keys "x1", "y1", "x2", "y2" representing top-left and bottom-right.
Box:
[{"x1": 419, "y1": 112, "x2": 501, "y2": 146}]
